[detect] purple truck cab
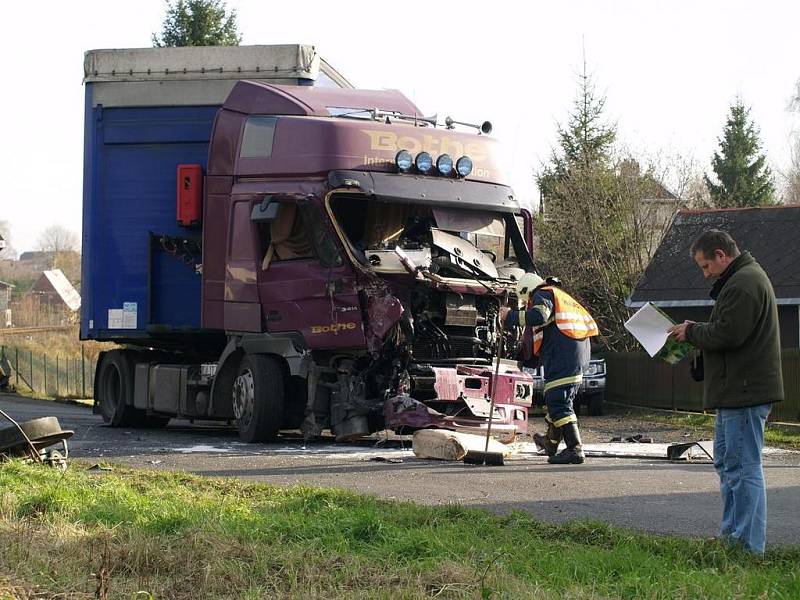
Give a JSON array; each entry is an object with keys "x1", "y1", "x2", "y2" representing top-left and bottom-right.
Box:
[{"x1": 86, "y1": 47, "x2": 535, "y2": 443}]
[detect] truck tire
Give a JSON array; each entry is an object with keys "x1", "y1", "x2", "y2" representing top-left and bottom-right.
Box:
[
  {"x1": 97, "y1": 351, "x2": 171, "y2": 428},
  {"x1": 587, "y1": 392, "x2": 605, "y2": 417},
  {"x1": 97, "y1": 350, "x2": 140, "y2": 427},
  {"x1": 232, "y1": 354, "x2": 285, "y2": 442}
]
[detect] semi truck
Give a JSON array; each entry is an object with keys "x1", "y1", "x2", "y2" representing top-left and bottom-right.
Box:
[{"x1": 83, "y1": 44, "x2": 537, "y2": 443}]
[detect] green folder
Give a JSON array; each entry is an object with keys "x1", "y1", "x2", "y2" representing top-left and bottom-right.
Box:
[{"x1": 651, "y1": 305, "x2": 693, "y2": 365}]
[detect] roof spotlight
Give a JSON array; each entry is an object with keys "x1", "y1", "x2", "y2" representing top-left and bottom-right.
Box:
[
  {"x1": 415, "y1": 151, "x2": 433, "y2": 174},
  {"x1": 436, "y1": 154, "x2": 454, "y2": 176},
  {"x1": 456, "y1": 156, "x2": 473, "y2": 177},
  {"x1": 395, "y1": 150, "x2": 413, "y2": 172}
]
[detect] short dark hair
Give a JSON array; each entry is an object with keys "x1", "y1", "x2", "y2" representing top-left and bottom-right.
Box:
[{"x1": 690, "y1": 229, "x2": 740, "y2": 259}]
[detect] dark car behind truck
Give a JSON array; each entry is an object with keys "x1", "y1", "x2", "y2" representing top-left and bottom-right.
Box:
[
  {"x1": 526, "y1": 358, "x2": 606, "y2": 416},
  {"x1": 83, "y1": 45, "x2": 537, "y2": 443}
]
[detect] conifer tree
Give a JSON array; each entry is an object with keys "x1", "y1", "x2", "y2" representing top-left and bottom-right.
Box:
[
  {"x1": 153, "y1": 0, "x2": 241, "y2": 47},
  {"x1": 704, "y1": 100, "x2": 775, "y2": 207},
  {"x1": 537, "y1": 66, "x2": 616, "y2": 201}
]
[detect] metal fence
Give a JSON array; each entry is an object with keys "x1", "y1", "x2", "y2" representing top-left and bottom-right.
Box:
[
  {"x1": 1, "y1": 344, "x2": 96, "y2": 399},
  {"x1": 607, "y1": 349, "x2": 800, "y2": 423}
]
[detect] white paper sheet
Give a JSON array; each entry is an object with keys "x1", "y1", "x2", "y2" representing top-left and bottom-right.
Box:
[{"x1": 624, "y1": 302, "x2": 675, "y2": 357}]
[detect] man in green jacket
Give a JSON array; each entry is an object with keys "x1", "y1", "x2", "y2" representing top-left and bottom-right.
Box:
[{"x1": 668, "y1": 229, "x2": 783, "y2": 554}]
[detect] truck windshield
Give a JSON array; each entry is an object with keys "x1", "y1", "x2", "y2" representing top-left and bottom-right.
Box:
[{"x1": 329, "y1": 193, "x2": 529, "y2": 280}]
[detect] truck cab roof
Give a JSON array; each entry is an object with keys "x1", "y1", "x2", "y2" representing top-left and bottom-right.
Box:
[{"x1": 215, "y1": 81, "x2": 508, "y2": 186}]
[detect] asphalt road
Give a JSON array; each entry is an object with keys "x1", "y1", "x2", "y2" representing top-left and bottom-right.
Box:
[{"x1": 2, "y1": 393, "x2": 799, "y2": 547}]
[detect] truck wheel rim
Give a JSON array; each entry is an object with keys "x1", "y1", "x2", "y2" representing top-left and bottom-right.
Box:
[{"x1": 232, "y1": 370, "x2": 255, "y2": 427}]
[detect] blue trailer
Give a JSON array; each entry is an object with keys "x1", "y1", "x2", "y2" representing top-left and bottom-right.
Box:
[{"x1": 81, "y1": 45, "x2": 350, "y2": 345}]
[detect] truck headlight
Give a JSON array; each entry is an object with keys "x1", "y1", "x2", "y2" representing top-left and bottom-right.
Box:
[
  {"x1": 395, "y1": 150, "x2": 413, "y2": 173},
  {"x1": 436, "y1": 154, "x2": 453, "y2": 176},
  {"x1": 584, "y1": 362, "x2": 605, "y2": 376},
  {"x1": 415, "y1": 152, "x2": 433, "y2": 174},
  {"x1": 456, "y1": 156, "x2": 473, "y2": 177}
]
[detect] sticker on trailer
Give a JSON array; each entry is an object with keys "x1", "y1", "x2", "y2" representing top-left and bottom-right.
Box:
[
  {"x1": 122, "y1": 302, "x2": 138, "y2": 329},
  {"x1": 108, "y1": 309, "x2": 124, "y2": 329},
  {"x1": 107, "y1": 303, "x2": 138, "y2": 329}
]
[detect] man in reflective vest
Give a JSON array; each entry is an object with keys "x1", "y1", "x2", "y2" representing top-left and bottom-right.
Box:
[{"x1": 501, "y1": 273, "x2": 599, "y2": 464}]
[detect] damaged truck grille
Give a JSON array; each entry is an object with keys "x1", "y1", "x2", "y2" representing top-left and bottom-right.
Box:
[{"x1": 412, "y1": 335, "x2": 487, "y2": 361}]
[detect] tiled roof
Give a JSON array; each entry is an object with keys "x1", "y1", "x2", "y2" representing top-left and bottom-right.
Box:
[
  {"x1": 30, "y1": 270, "x2": 81, "y2": 311},
  {"x1": 629, "y1": 205, "x2": 800, "y2": 305}
]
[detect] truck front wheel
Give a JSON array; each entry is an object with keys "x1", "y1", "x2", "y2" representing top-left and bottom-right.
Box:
[{"x1": 232, "y1": 354, "x2": 285, "y2": 442}]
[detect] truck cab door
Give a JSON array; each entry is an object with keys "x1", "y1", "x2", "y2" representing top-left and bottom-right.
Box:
[
  {"x1": 223, "y1": 197, "x2": 261, "y2": 331},
  {"x1": 253, "y1": 197, "x2": 365, "y2": 349}
]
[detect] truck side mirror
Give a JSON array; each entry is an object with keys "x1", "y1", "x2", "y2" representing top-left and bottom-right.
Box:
[{"x1": 251, "y1": 198, "x2": 280, "y2": 222}]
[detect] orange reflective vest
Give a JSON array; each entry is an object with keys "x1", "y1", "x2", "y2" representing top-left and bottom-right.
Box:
[{"x1": 529, "y1": 287, "x2": 599, "y2": 355}]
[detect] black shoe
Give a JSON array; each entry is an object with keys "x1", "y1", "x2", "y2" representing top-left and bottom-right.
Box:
[
  {"x1": 533, "y1": 432, "x2": 559, "y2": 456},
  {"x1": 548, "y1": 446, "x2": 585, "y2": 464},
  {"x1": 547, "y1": 421, "x2": 585, "y2": 464}
]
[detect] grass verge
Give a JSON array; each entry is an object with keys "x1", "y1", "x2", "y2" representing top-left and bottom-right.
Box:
[{"x1": 1, "y1": 462, "x2": 798, "y2": 599}]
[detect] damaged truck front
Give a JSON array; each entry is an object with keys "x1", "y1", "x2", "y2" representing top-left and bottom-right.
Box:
[{"x1": 84, "y1": 46, "x2": 536, "y2": 443}]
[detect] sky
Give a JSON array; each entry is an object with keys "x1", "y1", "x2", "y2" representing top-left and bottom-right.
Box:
[{"x1": 1, "y1": 0, "x2": 798, "y2": 255}]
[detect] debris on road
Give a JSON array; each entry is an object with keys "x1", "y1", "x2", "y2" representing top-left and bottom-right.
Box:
[
  {"x1": 88, "y1": 464, "x2": 114, "y2": 471},
  {"x1": 515, "y1": 440, "x2": 714, "y2": 461},
  {"x1": 667, "y1": 441, "x2": 714, "y2": 461},
  {"x1": 368, "y1": 456, "x2": 404, "y2": 464},
  {"x1": 412, "y1": 429, "x2": 511, "y2": 461},
  {"x1": 610, "y1": 434, "x2": 654, "y2": 443}
]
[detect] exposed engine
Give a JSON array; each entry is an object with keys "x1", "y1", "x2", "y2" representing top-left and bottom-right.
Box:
[
  {"x1": 409, "y1": 289, "x2": 500, "y2": 361},
  {"x1": 302, "y1": 194, "x2": 533, "y2": 441}
]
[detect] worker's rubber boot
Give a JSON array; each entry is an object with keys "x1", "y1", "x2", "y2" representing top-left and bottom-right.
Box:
[
  {"x1": 533, "y1": 421, "x2": 562, "y2": 457},
  {"x1": 548, "y1": 422, "x2": 585, "y2": 464}
]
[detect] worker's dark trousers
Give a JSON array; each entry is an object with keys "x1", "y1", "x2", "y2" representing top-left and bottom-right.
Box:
[{"x1": 543, "y1": 383, "x2": 580, "y2": 429}]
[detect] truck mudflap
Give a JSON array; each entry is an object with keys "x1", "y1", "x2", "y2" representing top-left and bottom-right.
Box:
[{"x1": 384, "y1": 363, "x2": 532, "y2": 438}]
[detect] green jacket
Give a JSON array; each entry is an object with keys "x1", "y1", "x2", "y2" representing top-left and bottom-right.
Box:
[{"x1": 686, "y1": 252, "x2": 784, "y2": 410}]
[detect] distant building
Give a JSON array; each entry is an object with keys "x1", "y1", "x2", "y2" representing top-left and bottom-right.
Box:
[
  {"x1": 16, "y1": 250, "x2": 81, "y2": 284},
  {"x1": 0, "y1": 280, "x2": 12, "y2": 328},
  {"x1": 18, "y1": 251, "x2": 56, "y2": 271},
  {"x1": 629, "y1": 205, "x2": 800, "y2": 348},
  {"x1": 0, "y1": 280, "x2": 12, "y2": 309},
  {"x1": 29, "y1": 269, "x2": 81, "y2": 313}
]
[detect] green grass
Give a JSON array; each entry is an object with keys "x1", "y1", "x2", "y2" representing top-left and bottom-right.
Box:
[
  {"x1": 1, "y1": 462, "x2": 798, "y2": 599},
  {"x1": 629, "y1": 408, "x2": 800, "y2": 451}
]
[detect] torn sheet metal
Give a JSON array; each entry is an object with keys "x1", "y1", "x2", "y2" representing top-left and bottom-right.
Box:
[{"x1": 667, "y1": 441, "x2": 714, "y2": 461}]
